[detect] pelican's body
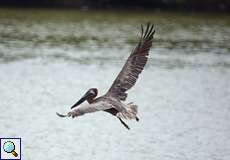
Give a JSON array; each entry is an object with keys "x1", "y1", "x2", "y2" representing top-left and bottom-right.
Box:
[
  {"x1": 69, "y1": 96, "x2": 137, "y2": 120},
  {"x1": 57, "y1": 23, "x2": 155, "y2": 129}
]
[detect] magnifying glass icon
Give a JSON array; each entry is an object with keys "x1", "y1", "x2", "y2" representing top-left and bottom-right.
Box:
[{"x1": 3, "y1": 141, "x2": 18, "y2": 157}]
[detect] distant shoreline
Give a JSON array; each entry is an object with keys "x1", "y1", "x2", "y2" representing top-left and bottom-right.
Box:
[
  {"x1": 0, "y1": 1, "x2": 229, "y2": 13},
  {"x1": 0, "y1": 7, "x2": 229, "y2": 14}
]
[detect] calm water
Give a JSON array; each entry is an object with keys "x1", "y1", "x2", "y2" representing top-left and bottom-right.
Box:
[{"x1": 0, "y1": 8, "x2": 230, "y2": 160}]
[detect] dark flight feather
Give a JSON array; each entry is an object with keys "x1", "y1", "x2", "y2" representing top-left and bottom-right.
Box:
[{"x1": 106, "y1": 23, "x2": 155, "y2": 101}]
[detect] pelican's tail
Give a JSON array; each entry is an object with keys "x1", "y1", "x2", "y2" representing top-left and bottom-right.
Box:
[{"x1": 116, "y1": 102, "x2": 139, "y2": 121}]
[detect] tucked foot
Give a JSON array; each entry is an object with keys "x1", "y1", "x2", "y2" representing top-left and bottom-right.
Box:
[
  {"x1": 56, "y1": 112, "x2": 68, "y2": 118},
  {"x1": 56, "y1": 109, "x2": 83, "y2": 118}
]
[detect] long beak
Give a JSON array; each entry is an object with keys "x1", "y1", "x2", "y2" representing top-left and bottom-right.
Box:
[{"x1": 70, "y1": 92, "x2": 89, "y2": 109}]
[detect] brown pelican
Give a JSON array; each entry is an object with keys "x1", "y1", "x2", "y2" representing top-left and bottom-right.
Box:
[{"x1": 57, "y1": 23, "x2": 155, "y2": 129}]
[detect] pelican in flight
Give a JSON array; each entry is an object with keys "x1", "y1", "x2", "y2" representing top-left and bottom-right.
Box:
[{"x1": 57, "y1": 23, "x2": 155, "y2": 129}]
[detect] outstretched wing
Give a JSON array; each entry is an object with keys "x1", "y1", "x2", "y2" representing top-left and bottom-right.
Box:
[{"x1": 106, "y1": 23, "x2": 155, "y2": 101}]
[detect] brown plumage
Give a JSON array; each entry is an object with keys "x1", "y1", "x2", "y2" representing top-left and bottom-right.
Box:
[
  {"x1": 106, "y1": 23, "x2": 155, "y2": 101},
  {"x1": 56, "y1": 23, "x2": 155, "y2": 130}
]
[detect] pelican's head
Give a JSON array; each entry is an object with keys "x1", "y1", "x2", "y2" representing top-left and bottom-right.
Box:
[{"x1": 71, "y1": 88, "x2": 98, "y2": 109}]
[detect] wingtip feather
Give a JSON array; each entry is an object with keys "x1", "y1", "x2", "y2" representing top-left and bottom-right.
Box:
[
  {"x1": 141, "y1": 24, "x2": 144, "y2": 37},
  {"x1": 141, "y1": 23, "x2": 155, "y2": 39}
]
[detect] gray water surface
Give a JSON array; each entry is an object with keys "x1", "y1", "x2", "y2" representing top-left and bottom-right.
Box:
[{"x1": 0, "y1": 9, "x2": 230, "y2": 160}]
